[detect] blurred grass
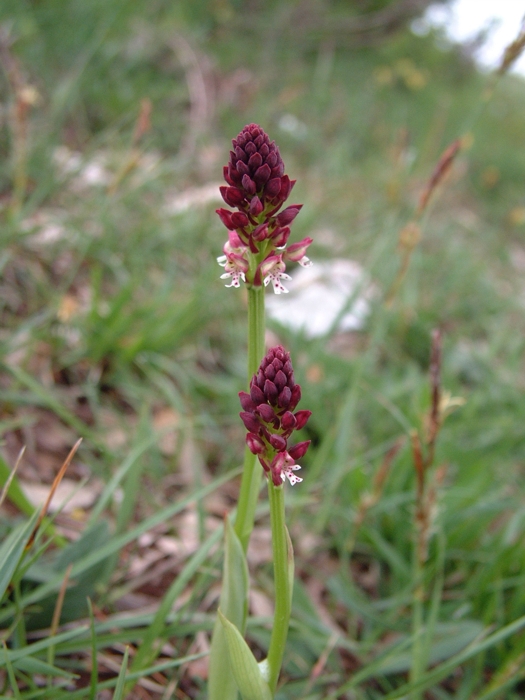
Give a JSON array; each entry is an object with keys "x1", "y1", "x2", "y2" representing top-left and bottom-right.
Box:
[{"x1": 1, "y1": 0, "x2": 525, "y2": 697}]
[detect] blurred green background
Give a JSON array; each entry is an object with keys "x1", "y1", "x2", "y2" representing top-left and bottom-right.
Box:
[{"x1": 1, "y1": 0, "x2": 525, "y2": 697}]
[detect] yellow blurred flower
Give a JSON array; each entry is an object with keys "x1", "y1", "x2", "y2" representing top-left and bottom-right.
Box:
[
  {"x1": 374, "y1": 66, "x2": 394, "y2": 86},
  {"x1": 508, "y1": 206, "x2": 525, "y2": 226},
  {"x1": 481, "y1": 166, "x2": 500, "y2": 189},
  {"x1": 57, "y1": 295, "x2": 79, "y2": 323}
]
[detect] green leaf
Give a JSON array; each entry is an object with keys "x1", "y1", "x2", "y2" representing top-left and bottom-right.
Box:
[
  {"x1": 2, "y1": 641, "x2": 22, "y2": 700},
  {"x1": 208, "y1": 516, "x2": 249, "y2": 700},
  {"x1": 113, "y1": 647, "x2": 130, "y2": 700},
  {"x1": 129, "y1": 523, "x2": 223, "y2": 675},
  {"x1": 21, "y1": 520, "x2": 111, "y2": 630},
  {"x1": 218, "y1": 610, "x2": 273, "y2": 700},
  {"x1": 0, "y1": 508, "x2": 41, "y2": 603},
  {"x1": 375, "y1": 620, "x2": 484, "y2": 674},
  {"x1": 222, "y1": 516, "x2": 249, "y2": 627},
  {"x1": 13, "y1": 655, "x2": 76, "y2": 678},
  {"x1": 0, "y1": 469, "x2": 239, "y2": 626},
  {"x1": 0, "y1": 452, "x2": 34, "y2": 516}
]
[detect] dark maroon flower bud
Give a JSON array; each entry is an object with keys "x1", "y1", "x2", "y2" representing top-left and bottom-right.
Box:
[
  {"x1": 264, "y1": 363, "x2": 276, "y2": 381},
  {"x1": 280, "y1": 411, "x2": 296, "y2": 431},
  {"x1": 223, "y1": 165, "x2": 235, "y2": 185},
  {"x1": 294, "y1": 410, "x2": 311, "y2": 430},
  {"x1": 277, "y1": 386, "x2": 292, "y2": 409},
  {"x1": 250, "y1": 196, "x2": 264, "y2": 217},
  {"x1": 240, "y1": 411, "x2": 260, "y2": 433},
  {"x1": 289, "y1": 384, "x2": 302, "y2": 411},
  {"x1": 256, "y1": 403, "x2": 277, "y2": 424},
  {"x1": 264, "y1": 178, "x2": 282, "y2": 199},
  {"x1": 250, "y1": 383, "x2": 265, "y2": 405},
  {"x1": 269, "y1": 434, "x2": 287, "y2": 451},
  {"x1": 220, "y1": 186, "x2": 245, "y2": 207},
  {"x1": 235, "y1": 160, "x2": 249, "y2": 177},
  {"x1": 241, "y1": 174, "x2": 256, "y2": 195},
  {"x1": 274, "y1": 370, "x2": 287, "y2": 392},
  {"x1": 254, "y1": 163, "x2": 271, "y2": 187},
  {"x1": 264, "y1": 379, "x2": 279, "y2": 404},
  {"x1": 252, "y1": 223, "x2": 269, "y2": 242},
  {"x1": 288, "y1": 440, "x2": 311, "y2": 460},
  {"x1": 277, "y1": 205, "x2": 302, "y2": 227},
  {"x1": 239, "y1": 391, "x2": 256, "y2": 412},
  {"x1": 280, "y1": 176, "x2": 295, "y2": 200},
  {"x1": 234, "y1": 141, "x2": 247, "y2": 157},
  {"x1": 248, "y1": 152, "x2": 262, "y2": 170},
  {"x1": 246, "y1": 432, "x2": 265, "y2": 454},
  {"x1": 271, "y1": 227, "x2": 290, "y2": 247},
  {"x1": 257, "y1": 369, "x2": 265, "y2": 389},
  {"x1": 216, "y1": 208, "x2": 233, "y2": 229},
  {"x1": 231, "y1": 212, "x2": 249, "y2": 228}
]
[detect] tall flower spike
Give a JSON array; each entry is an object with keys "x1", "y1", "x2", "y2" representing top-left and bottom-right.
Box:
[
  {"x1": 239, "y1": 346, "x2": 311, "y2": 486},
  {"x1": 217, "y1": 124, "x2": 312, "y2": 293}
]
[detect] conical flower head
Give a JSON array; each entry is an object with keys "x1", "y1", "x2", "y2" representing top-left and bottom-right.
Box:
[
  {"x1": 253, "y1": 345, "x2": 300, "y2": 412},
  {"x1": 217, "y1": 124, "x2": 312, "y2": 292},
  {"x1": 238, "y1": 346, "x2": 311, "y2": 486},
  {"x1": 221, "y1": 123, "x2": 292, "y2": 213}
]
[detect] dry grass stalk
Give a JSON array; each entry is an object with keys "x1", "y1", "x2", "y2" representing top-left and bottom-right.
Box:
[
  {"x1": 346, "y1": 438, "x2": 404, "y2": 554},
  {"x1": 498, "y1": 19, "x2": 525, "y2": 75},
  {"x1": 386, "y1": 139, "x2": 462, "y2": 306},
  {"x1": 412, "y1": 329, "x2": 444, "y2": 569},
  {"x1": 49, "y1": 563, "x2": 73, "y2": 638},
  {"x1": 416, "y1": 139, "x2": 462, "y2": 217},
  {"x1": 0, "y1": 28, "x2": 39, "y2": 215},
  {"x1": 27, "y1": 438, "x2": 82, "y2": 548},
  {"x1": 107, "y1": 98, "x2": 153, "y2": 195},
  {"x1": 426, "y1": 328, "x2": 442, "y2": 466}
]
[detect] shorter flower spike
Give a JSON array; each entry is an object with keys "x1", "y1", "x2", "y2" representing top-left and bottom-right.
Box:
[{"x1": 239, "y1": 346, "x2": 311, "y2": 486}]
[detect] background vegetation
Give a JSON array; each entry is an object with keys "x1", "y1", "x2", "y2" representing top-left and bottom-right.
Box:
[{"x1": 1, "y1": 0, "x2": 525, "y2": 697}]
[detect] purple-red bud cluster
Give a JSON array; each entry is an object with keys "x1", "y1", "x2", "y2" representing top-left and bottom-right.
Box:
[
  {"x1": 239, "y1": 346, "x2": 311, "y2": 486},
  {"x1": 217, "y1": 124, "x2": 313, "y2": 294},
  {"x1": 220, "y1": 124, "x2": 292, "y2": 213}
]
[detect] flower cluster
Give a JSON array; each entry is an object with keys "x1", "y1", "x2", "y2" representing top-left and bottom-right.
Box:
[
  {"x1": 239, "y1": 346, "x2": 311, "y2": 485},
  {"x1": 217, "y1": 123, "x2": 313, "y2": 294}
]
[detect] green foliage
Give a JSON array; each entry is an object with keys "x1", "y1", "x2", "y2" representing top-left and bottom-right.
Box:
[
  {"x1": 1, "y1": 0, "x2": 525, "y2": 696},
  {"x1": 209, "y1": 517, "x2": 249, "y2": 700}
]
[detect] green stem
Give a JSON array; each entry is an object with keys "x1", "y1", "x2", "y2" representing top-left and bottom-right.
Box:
[
  {"x1": 234, "y1": 286, "x2": 265, "y2": 552},
  {"x1": 266, "y1": 479, "x2": 292, "y2": 693}
]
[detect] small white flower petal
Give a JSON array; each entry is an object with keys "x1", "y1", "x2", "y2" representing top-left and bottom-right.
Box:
[
  {"x1": 298, "y1": 256, "x2": 313, "y2": 267},
  {"x1": 265, "y1": 272, "x2": 292, "y2": 295},
  {"x1": 220, "y1": 271, "x2": 245, "y2": 288},
  {"x1": 284, "y1": 468, "x2": 303, "y2": 485},
  {"x1": 272, "y1": 280, "x2": 289, "y2": 294},
  {"x1": 217, "y1": 255, "x2": 227, "y2": 267}
]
